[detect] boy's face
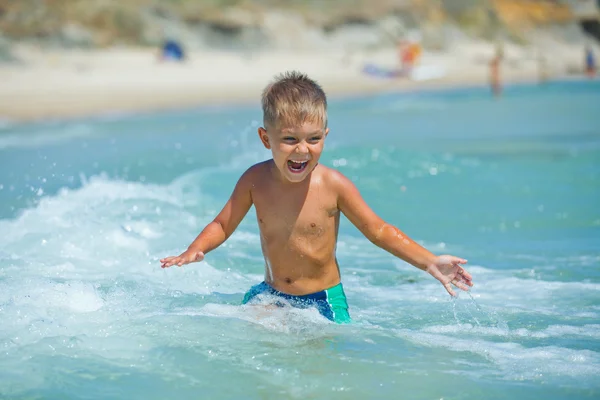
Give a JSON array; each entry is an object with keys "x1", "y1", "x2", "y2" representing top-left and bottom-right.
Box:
[{"x1": 258, "y1": 121, "x2": 329, "y2": 183}]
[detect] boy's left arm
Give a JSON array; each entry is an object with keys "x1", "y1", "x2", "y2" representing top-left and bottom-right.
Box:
[{"x1": 331, "y1": 170, "x2": 473, "y2": 296}]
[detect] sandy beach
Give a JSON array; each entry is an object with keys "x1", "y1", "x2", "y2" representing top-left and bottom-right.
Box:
[{"x1": 0, "y1": 41, "x2": 592, "y2": 122}]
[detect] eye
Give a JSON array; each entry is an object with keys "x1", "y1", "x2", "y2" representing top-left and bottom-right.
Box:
[
  {"x1": 282, "y1": 136, "x2": 296, "y2": 142},
  {"x1": 309, "y1": 136, "x2": 322, "y2": 143}
]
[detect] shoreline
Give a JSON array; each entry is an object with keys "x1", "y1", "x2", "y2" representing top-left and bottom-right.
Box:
[
  {"x1": 0, "y1": 45, "x2": 589, "y2": 124},
  {"x1": 0, "y1": 74, "x2": 548, "y2": 126}
]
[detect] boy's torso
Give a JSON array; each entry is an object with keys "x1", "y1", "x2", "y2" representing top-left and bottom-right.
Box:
[{"x1": 250, "y1": 161, "x2": 341, "y2": 295}]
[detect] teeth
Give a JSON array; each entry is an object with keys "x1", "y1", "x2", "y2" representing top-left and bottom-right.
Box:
[{"x1": 288, "y1": 160, "x2": 307, "y2": 171}]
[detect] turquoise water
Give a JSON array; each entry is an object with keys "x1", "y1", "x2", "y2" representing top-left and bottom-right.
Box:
[{"x1": 1, "y1": 80, "x2": 599, "y2": 399}]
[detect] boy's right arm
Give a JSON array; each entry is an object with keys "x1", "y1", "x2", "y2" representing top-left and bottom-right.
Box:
[{"x1": 160, "y1": 168, "x2": 255, "y2": 268}]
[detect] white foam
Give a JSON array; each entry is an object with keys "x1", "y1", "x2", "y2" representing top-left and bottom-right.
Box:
[
  {"x1": 193, "y1": 302, "x2": 332, "y2": 334},
  {"x1": 344, "y1": 262, "x2": 600, "y2": 308},
  {"x1": 2, "y1": 281, "x2": 102, "y2": 313},
  {"x1": 120, "y1": 221, "x2": 162, "y2": 239},
  {"x1": 421, "y1": 324, "x2": 600, "y2": 339},
  {"x1": 1, "y1": 175, "x2": 182, "y2": 243},
  {"x1": 393, "y1": 328, "x2": 600, "y2": 380}
]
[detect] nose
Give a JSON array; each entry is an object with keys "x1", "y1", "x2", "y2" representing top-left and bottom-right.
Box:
[{"x1": 295, "y1": 141, "x2": 308, "y2": 154}]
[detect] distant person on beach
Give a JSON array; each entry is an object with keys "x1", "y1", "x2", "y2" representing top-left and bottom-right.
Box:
[
  {"x1": 490, "y1": 56, "x2": 501, "y2": 96},
  {"x1": 160, "y1": 71, "x2": 473, "y2": 323},
  {"x1": 490, "y1": 44, "x2": 503, "y2": 97},
  {"x1": 585, "y1": 46, "x2": 596, "y2": 78},
  {"x1": 397, "y1": 39, "x2": 422, "y2": 76},
  {"x1": 159, "y1": 39, "x2": 185, "y2": 62}
]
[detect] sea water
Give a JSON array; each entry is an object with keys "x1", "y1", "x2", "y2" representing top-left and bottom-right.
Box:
[{"x1": 0, "y1": 80, "x2": 599, "y2": 399}]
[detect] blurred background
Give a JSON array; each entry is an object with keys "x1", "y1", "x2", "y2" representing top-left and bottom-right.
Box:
[
  {"x1": 0, "y1": 0, "x2": 598, "y2": 120},
  {"x1": 1, "y1": 2, "x2": 600, "y2": 399}
]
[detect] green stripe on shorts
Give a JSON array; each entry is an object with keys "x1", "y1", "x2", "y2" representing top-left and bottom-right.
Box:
[{"x1": 325, "y1": 283, "x2": 351, "y2": 323}]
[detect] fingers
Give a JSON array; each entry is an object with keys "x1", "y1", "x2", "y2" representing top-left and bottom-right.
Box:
[
  {"x1": 452, "y1": 257, "x2": 468, "y2": 265},
  {"x1": 433, "y1": 255, "x2": 473, "y2": 296},
  {"x1": 160, "y1": 256, "x2": 176, "y2": 268},
  {"x1": 451, "y1": 277, "x2": 471, "y2": 291},
  {"x1": 458, "y1": 268, "x2": 473, "y2": 282},
  {"x1": 160, "y1": 251, "x2": 205, "y2": 268},
  {"x1": 160, "y1": 256, "x2": 185, "y2": 268},
  {"x1": 443, "y1": 277, "x2": 469, "y2": 297},
  {"x1": 454, "y1": 264, "x2": 474, "y2": 287},
  {"x1": 161, "y1": 257, "x2": 178, "y2": 268},
  {"x1": 443, "y1": 281, "x2": 456, "y2": 297}
]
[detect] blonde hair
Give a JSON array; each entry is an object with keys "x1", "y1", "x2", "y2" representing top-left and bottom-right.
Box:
[{"x1": 261, "y1": 71, "x2": 327, "y2": 130}]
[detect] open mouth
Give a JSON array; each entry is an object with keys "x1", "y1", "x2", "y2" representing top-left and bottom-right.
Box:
[{"x1": 287, "y1": 160, "x2": 308, "y2": 174}]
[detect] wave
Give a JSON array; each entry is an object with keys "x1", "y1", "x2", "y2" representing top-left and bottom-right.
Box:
[{"x1": 393, "y1": 328, "x2": 600, "y2": 382}]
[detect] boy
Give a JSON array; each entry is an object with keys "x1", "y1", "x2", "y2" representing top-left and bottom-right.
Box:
[{"x1": 160, "y1": 71, "x2": 473, "y2": 323}]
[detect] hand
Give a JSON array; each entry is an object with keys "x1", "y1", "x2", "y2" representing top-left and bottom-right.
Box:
[
  {"x1": 160, "y1": 250, "x2": 204, "y2": 268},
  {"x1": 426, "y1": 255, "x2": 473, "y2": 297}
]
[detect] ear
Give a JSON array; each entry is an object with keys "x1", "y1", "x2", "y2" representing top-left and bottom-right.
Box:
[
  {"x1": 324, "y1": 127, "x2": 329, "y2": 137},
  {"x1": 258, "y1": 127, "x2": 271, "y2": 149}
]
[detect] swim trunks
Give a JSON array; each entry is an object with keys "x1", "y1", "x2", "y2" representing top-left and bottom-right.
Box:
[{"x1": 242, "y1": 281, "x2": 351, "y2": 323}]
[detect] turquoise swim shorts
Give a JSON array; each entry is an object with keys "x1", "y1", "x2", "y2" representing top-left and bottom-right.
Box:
[{"x1": 242, "y1": 281, "x2": 351, "y2": 323}]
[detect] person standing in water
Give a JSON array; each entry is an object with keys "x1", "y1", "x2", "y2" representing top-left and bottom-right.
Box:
[
  {"x1": 585, "y1": 46, "x2": 596, "y2": 79},
  {"x1": 160, "y1": 71, "x2": 474, "y2": 323},
  {"x1": 490, "y1": 43, "x2": 504, "y2": 97}
]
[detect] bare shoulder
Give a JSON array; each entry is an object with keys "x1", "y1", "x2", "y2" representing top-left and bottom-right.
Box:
[
  {"x1": 318, "y1": 164, "x2": 355, "y2": 193},
  {"x1": 246, "y1": 159, "x2": 271, "y2": 174},
  {"x1": 240, "y1": 160, "x2": 272, "y2": 184}
]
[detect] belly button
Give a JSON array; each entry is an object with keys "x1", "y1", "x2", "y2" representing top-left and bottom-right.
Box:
[
  {"x1": 285, "y1": 277, "x2": 292, "y2": 284},
  {"x1": 310, "y1": 223, "x2": 316, "y2": 227},
  {"x1": 259, "y1": 218, "x2": 264, "y2": 223}
]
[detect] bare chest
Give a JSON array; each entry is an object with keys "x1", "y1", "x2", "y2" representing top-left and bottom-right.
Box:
[{"x1": 252, "y1": 186, "x2": 338, "y2": 240}]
